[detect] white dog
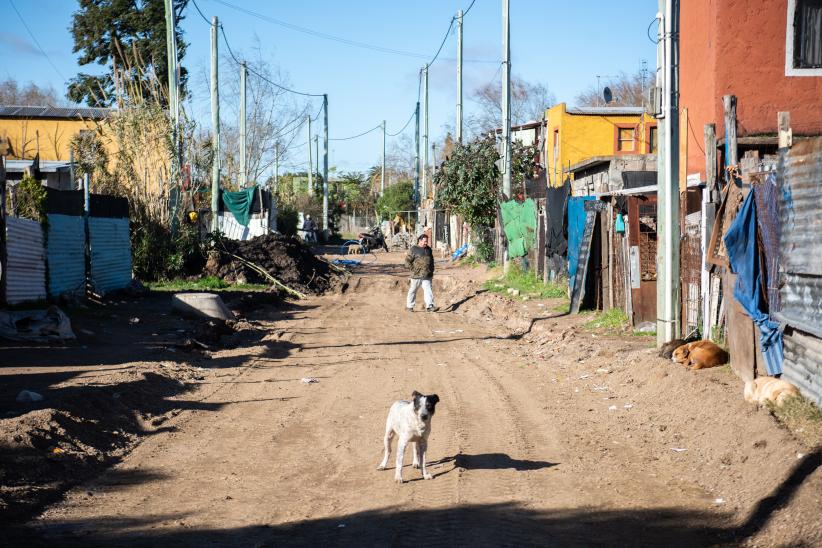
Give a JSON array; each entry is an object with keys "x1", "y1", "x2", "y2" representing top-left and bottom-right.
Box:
[{"x1": 378, "y1": 390, "x2": 440, "y2": 483}]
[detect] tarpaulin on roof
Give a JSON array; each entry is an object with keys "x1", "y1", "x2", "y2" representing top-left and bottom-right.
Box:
[
  {"x1": 221, "y1": 186, "x2": 257, "y2": 227},
  {"x1": 724, "y1": 189, "x2": 783, "y2": 375},
  {"x1": 567, "y1": 196, "x2": 595, "y2": 287},
  {"x1": 500, "y1": 198, "x2": 537, "y2": 258}
]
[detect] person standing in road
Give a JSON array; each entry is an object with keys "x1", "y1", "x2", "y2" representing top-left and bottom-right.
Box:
[
  {"x1": 302, "y1": 214, "x2": 318, "y2": 243},
  {"x1": 405, "y1": 233, "x2": 436, "y2": 312}
]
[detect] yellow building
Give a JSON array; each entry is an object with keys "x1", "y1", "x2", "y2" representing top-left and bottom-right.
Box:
[
  {"x1": 0, "y1": 105, "x2": 110, "y2": 161},
  {"x1": 544, "y1": 103, "x2": 657, "y2": 187}
]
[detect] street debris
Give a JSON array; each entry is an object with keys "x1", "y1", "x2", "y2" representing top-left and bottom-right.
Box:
[
  {"x1": 0, "y1": 306, "x2": 75, "y2": 342},
  {"x1": 15, "y1": 390, "x2": 44, "y2": 403},
  {"x1": 301, "y1": 377, "x2": 319, "y2": 384}
]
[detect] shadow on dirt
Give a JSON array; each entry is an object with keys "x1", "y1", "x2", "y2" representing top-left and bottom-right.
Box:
[{"x1": 447, "y1": 452, "x2": 558, "y2": 471}]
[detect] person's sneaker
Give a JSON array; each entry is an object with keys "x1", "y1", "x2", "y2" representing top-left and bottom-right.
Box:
[
  {"x1": 426, "y1": 306, "x2": 436, "y2": 312},
  {"x1": 406, "y1": 308, "x2": 414, "y2": 313}
]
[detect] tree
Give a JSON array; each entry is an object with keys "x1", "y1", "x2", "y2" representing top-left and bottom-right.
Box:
[
  {"x1": 375, "y1": 180, "x2": 414, "y2": 221},
  {"x1": 575, "y1": 69, "x2": 653, "y2": 109},
  {"x1": 68, "y1": 0, "x2": 189, "y2": 106},
  {"x1": 0, "y1": 78, "x2": 63, "y2": 106},
  {"x1": 337, "y1": 171, "x2": 375, "y2": 215},
  {"x1": 434, "y1": 136, "x2": 500, "y2": 228},
  {"x1": 469, "y1": 76, "x2": 555, "y2": 134}
]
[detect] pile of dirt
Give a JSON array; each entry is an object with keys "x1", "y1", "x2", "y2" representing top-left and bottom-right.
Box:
[
  {"x1": 0, "y1": 363, "x2": 204, "y2": 523},
  {"x1": 205, "y1": 233, "x2": 343, "y2": 294}
]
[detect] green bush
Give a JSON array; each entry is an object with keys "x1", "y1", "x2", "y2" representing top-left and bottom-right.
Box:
[
  {"x1": 376, "y1": 180, "x2": 414, "y2": 221},
  {"x1": 277, "y1": 204, "x2": 299, "y2": 236}
]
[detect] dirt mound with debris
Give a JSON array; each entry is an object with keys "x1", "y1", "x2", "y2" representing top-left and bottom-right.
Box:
[
  {"x1": 205, "y1": 233, "x2": 344, "y2": 294},
  {"x1": 0, "y1": 363, "x2": 205, "y2": 523}
]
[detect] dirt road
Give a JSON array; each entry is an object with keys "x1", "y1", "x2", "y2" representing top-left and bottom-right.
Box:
[{"x1": 10, "y1": 259, "x2": 822, "y2": 546}]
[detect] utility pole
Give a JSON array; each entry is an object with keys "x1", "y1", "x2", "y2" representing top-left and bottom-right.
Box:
[
  {"x1": 274, "y1": 144, "x2": 279, "y2": 192},
  {"x1": 381, "y1": 120, "x2": 386, "y2": 196},
  {"x1": 656, "y1": 0, "x2": 681, "y2": 346},
  {"x1": 414, "y1": 101, "x2": 420, "y2": 205},
  {"x1": 501, "y1": 0, "x2": 512, "y2": 272},
  {"x1": 210, "y1": 16, "x2": 220, "y2": 232},
  {"x1": 422, "y1": 64, "x2": 429, "y2": 201},
  {"x1": 239, "y1": 61, "x2": 247, "y2": 188},
  {"x1": 322, "y1": 94, "x2": 329, "y2": 232},
  {"x1": 456, "y1": 9, "x2": 464, "y2": 143},
  {"x1": 164, "y1": 0, "x2": 180, "y2": 226},
  {"x1": 314, "y1": 135, "x2": 319, "y2": 183},
  {"x1": 307, "y1": 115, "x2": 314, "y2": 196}
]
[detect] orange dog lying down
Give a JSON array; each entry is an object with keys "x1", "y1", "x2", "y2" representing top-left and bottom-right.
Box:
[
  {"x1": 744, "y1": 377, "x2": 800, "y2": 407},
  {"x1": 671, "y1": 340, "x2": 729, "y2": 370}
]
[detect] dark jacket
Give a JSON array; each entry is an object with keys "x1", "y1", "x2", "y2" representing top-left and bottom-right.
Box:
[
  {"x1": 302, "y1": 218, "x2": 317, "y2": 231},
  {"x1": 405, "y1": 245, "x2": 434, "y2": 279}
]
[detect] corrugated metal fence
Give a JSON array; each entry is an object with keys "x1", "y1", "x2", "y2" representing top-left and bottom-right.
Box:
[
  {"x1": 5, "y1": 217, "x2": 46, "y2": 304},
  {"x1": 2, "y1": 189, "x2": 132, "y2": 305},
  {"x1": 776, "y1": 138, "x2": 822, "y2": 405}
]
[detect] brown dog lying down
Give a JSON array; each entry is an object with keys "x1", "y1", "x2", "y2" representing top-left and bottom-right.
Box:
[
  {"x1": 744, "y1": 377, "x2": 800, "y2": 407},
  {"x1": 659, "y1": 334, "x2": 699, "y2": 359},
  {"x1": 671, "y1": 340, "x2": 729, "y2": 369}
]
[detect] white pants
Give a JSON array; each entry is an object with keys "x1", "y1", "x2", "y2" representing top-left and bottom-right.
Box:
[{"x1": 407, "y1": 278, "x2": 434, "y2": 309}]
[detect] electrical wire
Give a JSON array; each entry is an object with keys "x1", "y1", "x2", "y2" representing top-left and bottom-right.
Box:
[
  {"x1": 330, "y1": 123, "x2": 382, "y2": 141},
  {"x1": 425, "y1": 16, "x2": 456, "y2": 68},
  {"x1": 386, "y1": 108, "x2": 416, "y2": 137},
  {"x1": 8, "y1": 0, "x2": 67, "y2": 81},
  {"x1": 647, "y1": 16, "x2": 660, "y2": 44},
  {"x1": 462, "y1": 0, "x2": 478, "y2": 16},
  {"x1": 208, "y1": 0, "x2": 494, "y2": 64}
]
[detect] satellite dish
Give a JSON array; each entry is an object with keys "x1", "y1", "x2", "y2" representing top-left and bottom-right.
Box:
[{"x1": 603, "y1": 86, "x2": 613, "y2": 104}]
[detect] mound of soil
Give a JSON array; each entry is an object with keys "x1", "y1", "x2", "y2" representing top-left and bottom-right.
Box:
[
  {"x1": 206, "y1": 234, "x2": 343, "y2": 294},
  {"x1": 0, "y1": 363, "x2": 202, "y2": 523}
]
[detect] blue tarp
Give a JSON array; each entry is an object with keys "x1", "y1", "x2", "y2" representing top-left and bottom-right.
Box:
[
  {"x1": 567, "y1": 196, "x2": 595, "y2": 294},
  {"x1": 723, "y1": 189, "x2": 783, "y2": 375}
]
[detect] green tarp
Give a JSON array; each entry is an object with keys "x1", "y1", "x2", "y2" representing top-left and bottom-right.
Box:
[
  {"x1": 500, "y1": 198, "x2": 537, "y2": 258},
  {"x1": 221, "y1": 186, "x2": 256, "y2": 227}
]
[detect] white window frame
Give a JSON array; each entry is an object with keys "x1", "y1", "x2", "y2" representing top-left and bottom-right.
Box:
[{"x1": 786, "y1": 0, "x2": 822, "y2": 76}]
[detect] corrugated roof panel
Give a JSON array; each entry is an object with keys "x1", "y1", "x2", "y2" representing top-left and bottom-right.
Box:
[
  {"x1": 566, "y1": 106, "x2": 646, "y2": 116},
  {"x1": 88, "y1": 217, "x2": 132, "y2": 295},
  {"x1": 5, "y1": 217, "x2": 46, "y2": 304},
  {"x1": 47, "y1": 214, "x2": 86, "y2": 298},
  {"x1": 0, "y1": 105, "x2": 110, "y2": 120},
  {"x1": 782, "y1": 329, "x2": 822, "y2": 406}
]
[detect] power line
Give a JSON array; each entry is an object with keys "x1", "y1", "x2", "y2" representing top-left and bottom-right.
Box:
[
  {"x1": 8, "y1": 0, "x2": 67, "y2": 81},
  {"x1": 330, "y1": 123, "x2": 382, "y2": 142},
  {"x1": 463, "y1": 0, "x2": 478, "y2": 16},
  {"x1": 387, "y1": 108, "x2": 416, "y2": 137},
  {"x1": 209, "y1": 0, "x2": 494, "y2": 63}
]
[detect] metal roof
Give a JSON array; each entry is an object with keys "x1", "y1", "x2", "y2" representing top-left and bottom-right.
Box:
[
  {"x1": 0, "y1": 105, "x2": 110, "y2": 120},
  {"x1": 5, "y1": 159, "x2": 72, "y2": 173},
  {"x1": 566, "y1": 106, "x2": 646, "y2": 116}
]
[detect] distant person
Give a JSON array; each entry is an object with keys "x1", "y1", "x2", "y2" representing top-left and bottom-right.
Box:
[
  {"x1": 302, "y1": 215, "x2": 318, "y2": 243},
  {"x1": 405, "y1": 233, "x2": 435, "y2": 312}
]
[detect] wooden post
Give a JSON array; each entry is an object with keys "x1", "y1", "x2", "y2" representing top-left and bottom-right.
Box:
[
  {"x1": 702, "y1": 123, "x2": 718, "y2": 340},
  {"x1": 778, "y1": 112, "x2": 792, "y2": 149},
  {"x1": 723, "y1": 95, "x2": 737, "y2": 177}
]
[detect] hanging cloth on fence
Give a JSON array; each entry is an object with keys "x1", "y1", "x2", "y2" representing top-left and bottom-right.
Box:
[
  {"x1": 723, "y1": 189, "x2": 784, "y2": 375},
  {"x1": 221, "y1": 186, "x2": 257, "y2": 227},
  {"x1": 500, "y1": 198, "x2": 538, "y2": 258}
]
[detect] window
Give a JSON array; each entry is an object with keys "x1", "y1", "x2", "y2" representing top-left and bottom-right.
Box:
[
  {"x1": 615, "y1": 125, "x2": 636, "y2": 153},
  {"x1": 647, "y1": 125, "x2": 658, "y2": 154},
  {"x1": 786, "y1": 0, "x2": 822, "y2": 76}
]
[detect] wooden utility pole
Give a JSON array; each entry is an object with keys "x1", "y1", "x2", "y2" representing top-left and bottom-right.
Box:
[
  {"x1": 381, "y1": 120, "x2": 386, "y2": 196},
  {"x1": 210, "y1": 16, "x2": 220, "y2": 232},
  {"x1": 702, "y1": 122, "x2": 717, "y2": 343},
  {"x1": 456, "y1": 9, "x2": 464, "y2": 144},
  {"x1": 239, "y1": 61, "x2": 247, "y2": 187},
  {"x1": 414, "y1": 101, "x2": 420, "y2": 205},
  {"x1": 422, "y1": 64, "x2": 429, "y2": 200},
  {"x1": 307, "y1": 115, "x2": 314, "y2": 196},
  {"x1": 322, "y1": 94, "x2": 329, "y2": 231}
]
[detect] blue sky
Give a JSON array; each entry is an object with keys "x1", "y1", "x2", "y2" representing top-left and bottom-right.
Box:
[{"x1": 1, "y1": 0, "x2": 657, "y2": 174}]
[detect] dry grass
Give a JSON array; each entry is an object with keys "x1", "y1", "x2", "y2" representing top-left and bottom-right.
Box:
[{"x1": 768, "y1": 396, "x2": 822, "y2": 448}]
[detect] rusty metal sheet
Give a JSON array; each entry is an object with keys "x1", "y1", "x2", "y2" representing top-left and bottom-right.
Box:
[
  {"x1": 5, "y1": 217, "x2": 46, "y2": 304},
  {"x1": 778, "y1": 138, "x2": 822, "y2": 276},
  {"x1": 783, "y1": 328, "x2": 822, "y2": 406}
]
